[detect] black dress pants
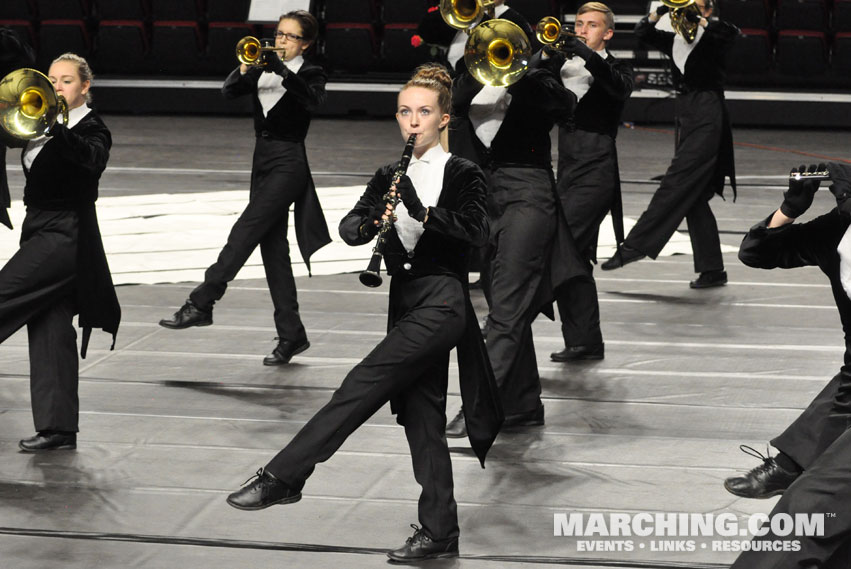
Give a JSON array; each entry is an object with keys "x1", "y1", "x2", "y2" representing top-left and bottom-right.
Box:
[
  {"x1": 554, "y1": 129, "x2": 616, "y2": 348},
  {"x1": 190, "y1": 137, "x2": 308, "y2": 342},
  {"x1": 0, "y1": 209, "x2": 79, "y2": 432},
  {"x1": 485, "y1": 166, "x2": 554, "y2": 416},
  {"x1": 265, "y1": 275, "x2": 465, "y2": 541},
  {"x1": 622, "y1": 91, "x2": 725, "y2": 274}
]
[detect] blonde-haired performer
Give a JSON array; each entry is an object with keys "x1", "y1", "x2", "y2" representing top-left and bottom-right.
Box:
[
  {"x1": 226, "y1": 63, "x2": 501, "y2": 563},
  {"x1": 540, "y1": 2, "x2": 634, "y2": 362},
  {"x1": 0, "y1": 53, "x2": 120, "y2": 451}
]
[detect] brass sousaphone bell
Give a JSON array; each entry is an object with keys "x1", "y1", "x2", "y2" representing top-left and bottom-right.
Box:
[
  {"x1": 439, "y1": 0, "x2": 531, "y2": 87},
  {"x1": 662, "y1": 0, "x2": 702, "y2": 43},
  {"x1": 535, "y1": 16, "x2": 587, "y2": 58},
  {"x1": 0, "y1": 68, "x2": 68, "y2": 141}
]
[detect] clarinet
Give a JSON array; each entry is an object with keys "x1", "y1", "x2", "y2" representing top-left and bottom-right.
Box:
[{"x1": 359, "y1": 133, "x2": 418, "y2": 288}]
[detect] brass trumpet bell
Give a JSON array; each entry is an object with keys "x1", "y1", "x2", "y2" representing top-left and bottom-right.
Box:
[
  {"x1": 535, "y1": 16, "x2": 587, "y2": 55},
  {"x1": 465, "y1": 18, "x2": 531, "y2": 87},
  {"x1": 662, "y1": 0, "x2": 702, "y2": 43},
  {"x1": 236, "y1": 35, "x2": 285, "y2": 66},
  {"x1": 439, "y1": 0, "x2": 495, "y2": 31},
  {"x1": 0, "y1": 68, "x2": 68, "y2": 141}
]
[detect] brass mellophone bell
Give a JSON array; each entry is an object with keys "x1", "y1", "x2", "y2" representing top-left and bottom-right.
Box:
[
  {"x1": 0, "y1": 68, "x2": 69, "y2": 141},
  {"x1": 661, "y1": 0, "x2": 702, "y2": 43},
  {"x1": 439, "y1": 0, "x2": 531, "y2": 87}
]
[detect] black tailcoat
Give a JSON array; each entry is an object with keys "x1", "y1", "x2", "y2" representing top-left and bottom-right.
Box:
[{"x1": 263, "y1": 155, "x2": 500, "y2": 541}]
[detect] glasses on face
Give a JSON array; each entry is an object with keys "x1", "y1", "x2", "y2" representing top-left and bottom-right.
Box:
[{"x1": 275, "y1": 31, "x2": 303, "y2": 41}]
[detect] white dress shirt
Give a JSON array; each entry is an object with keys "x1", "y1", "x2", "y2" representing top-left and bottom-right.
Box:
[
  {"x1": 23, "y1": 103, "x2": 91, "y2": 172},
  {"x1": 394, "y1": 144, "x2": 451, "y2": 253},
  {"x1": 257, "y1": 54, "x2": 304, "y2": 117},
  {"x1": 560, "y1": 48, "x2": 610, "y2": 102},
  {"x1": 838, "y1": 225, "x2": 851, "y2": 300}
]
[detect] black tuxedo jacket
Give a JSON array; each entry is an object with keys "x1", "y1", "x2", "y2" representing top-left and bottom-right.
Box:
[
  {"x1": 339, "y1": 155, "x2": 502, "y2": 465},
  {"x1": 739, "y1": 210, "x2": 851, "y2": 363},
  {"x1": 222, "y1": 59, "x2": 327, "y2": 142},
  {"x1": 21, "y1": 110, "x2": 120, "y2": 356}
]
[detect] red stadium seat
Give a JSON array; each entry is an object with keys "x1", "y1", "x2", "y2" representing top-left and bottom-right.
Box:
[
  {"x1": 834, "y1": 0, "x2": 851, "y2": 33},
  {"x1": 38, "y1": 19, "x2": 91, "y2": 68},
  {"x1": 149, "y1": 0, "x2": 201, "y2": 22},
  {"x1": 775, "y1": 30, "x2": 828, "y2": 77},
  {"x1": 34, "y1": 0, "x2": 90, "y2": 19},
  {"x1": 150, "y1": 20, "x2": 203, "y2": 75},
  {"x1": 205, "y1": 22, "x2": 255, "y2": 76},
  {"x1": 718, "y1": 0, "x2": 770, "y2": 30},
  {"x1": 93, "y1": 0, "x2": 149, "y2": 21},
  {"x1": 0, "y1": 19, "x2": 36, "y2": 51},
  {"x1": 1, "y1": 0, "x2": 36, "y2": 20},
  {"x1": 92, "y1": 19, "x2": 148, "y2": 74},
  {"x1": 382, "y1": 22, "x2": 432, "y2": 71},
  {"x1": 725, "y1": 28, "x2": 772, "y2": 83},
  {"x1": 206, "y1": 0, "x2": 250, "y2": 23},
  {"x1": 383, "y1": 0, "x2": 432, "y2": 23},
  {"x1": 775, "y1": 0, "x2": 828, "y2": 31},
  {"x1": 323, "y1": 22, "x2": 377, "y2": 73},
  {"x1": 323, "y1": 0, "x2": 377, "y2": 24}
]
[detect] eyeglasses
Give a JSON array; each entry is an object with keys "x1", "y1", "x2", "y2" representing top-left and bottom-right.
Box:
[{"x1": 275, "y1": 31, "x2": 303, "y2": 41}]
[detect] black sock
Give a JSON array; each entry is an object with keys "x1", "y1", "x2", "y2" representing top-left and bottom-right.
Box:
[{"x1": 775, "y1": 451, "x2": 803, "y2": 473}]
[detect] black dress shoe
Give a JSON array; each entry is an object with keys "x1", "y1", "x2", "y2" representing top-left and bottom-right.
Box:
[
  {"x1": 263, "y1": 339, "x2": 310, "y2": 366},
  {"x1": 551, "y1": 343, "x2": 605, "y2": 362},
  {"x1": 723, "y1": 445, "x2": 801, "y2": 499},
  {"x1": 387, "y1": 524, "x2": 459, "y2": 563},
  {"x1": 159, "y1": 300, "x2": 212, "y2": 329},
  {"x1": 446, "y1": 408, "x2": 467, "y2": 439},
  {"x1": 19, "y1": 431, "x2": 76, "y2": 452},
  {"x1": 601, "y1": 245, "x2": 645, "y2": 271},
  {"x1": 690, "y1": 270, "x2": 728, "y2": 289},
  {"x1": 503, "y1": 404, "x2": 545, "y2": 428},
  {"x1": 226, "y1": 468, "x2": 302, "y2": 510}
]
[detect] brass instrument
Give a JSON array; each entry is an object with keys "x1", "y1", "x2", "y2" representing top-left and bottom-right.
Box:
[
  {"x1": 236, "y1": 36, "x2": 286, "y2": 67},
  {"x1": 535, "y1": 16, "x2": 587, "y2": 58},
  {"x1": 464, "y1": 18, "x2": 531, "y2": 87},
  {"x1": 359, "y1": 134, "x2": 418, "y2": 288},
  {"x1": 440, "y1": 0, "x2": 530, "y2": 86},
  {"x1": 0, "y1": 68, "x2": 68, "y2": 141},
  {"x1": 439, "y1": 0, "x2": 495, "y2": 30},
  {"x1": 662, "y1": 0, "x2": 702, "y2": 43}
]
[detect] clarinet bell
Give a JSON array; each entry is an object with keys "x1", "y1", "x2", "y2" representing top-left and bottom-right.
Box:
[{"x1": 359, "y1": 252, "x2": 384, "y2": 287}]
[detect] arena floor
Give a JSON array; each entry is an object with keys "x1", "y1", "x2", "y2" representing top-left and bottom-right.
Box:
[{"x1": 1, "y1": 116, "x2": 850, "y2": 568}]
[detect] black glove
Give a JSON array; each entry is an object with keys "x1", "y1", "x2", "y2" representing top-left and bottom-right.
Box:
[
  {"x1": 780, "y1": 163, "x2": 823, "y2": 218},
  {"x1": 684, "y1": 9, "x2": 702, "y2": 23},
  {"x1": 828, "y1": 162, "x2": 851, "y2": 217},
  {"x1": 655, "y1": 5, "x2": 670, "y2": 16},
  {"x1": 561, "y1": 35, "x2": 594, "y2": 60},
  {"x1": 262, "y1": 51, "x2": 287, "y2": 76},
  {"x1": 395, "y1": 174, "x2": 427, "y2": 222},
  {"x1": 359, "y1": 201, "x2": 388, "y2": 238}
]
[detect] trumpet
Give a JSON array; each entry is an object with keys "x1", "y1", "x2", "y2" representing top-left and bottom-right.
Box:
[
  {"x1": 235, "y1": 36, "x2": 285, "y2": 67},
  {"x1": 662, "y1": 0, "x2": 702, "y2": 43},
  {"x1": 359, "y1": 134, "x2": 418, "y2": 288},
  {"x1": 535, "y1": 16, "x2": 587, "y2": 58},
  {"x1": 0, "y1": 68, "x2": 68, "y2": 141}
]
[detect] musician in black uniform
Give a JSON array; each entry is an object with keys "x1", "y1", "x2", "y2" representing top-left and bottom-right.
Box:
[
  {"x1": 540, "y1": 2, "x2": 634, "y2": 362},
  {"x1": 1, "y1": 26, "x2": 35, "y2": 230},
  {"x1": 445, "y1": 41, "x2": 577, "y2": 437},
  {"x1": 225, "y1": 64, "x2": 502, "y2": 563},
  {"x1": 601, "y1": 0, "x2": 738, "y2": 288},
  {"x1": 417, "y1": 0, "x2": 536, "y2": 73},
  {"x1": 159, "y1": 10, "x2": 330, "y2": 365},
  {"x1": 0, "y1": 53, "x2": 120, "y2": 451},
  {"x1": 724, "y1": 163, "x2": 851, "y2": 568}
]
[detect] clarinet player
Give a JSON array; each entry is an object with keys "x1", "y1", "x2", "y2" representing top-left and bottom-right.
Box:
[{"x1": 225, "y1": 64, "x2": 501, "y2": 563}]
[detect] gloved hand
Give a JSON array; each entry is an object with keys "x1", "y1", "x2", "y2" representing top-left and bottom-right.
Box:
[
  {"x1": 262, "y1": 51, "x2": 287, "y2": 76},
  {"x1": 655, "y1": 5, "x2": 670, "y2": 16},
  {"x1": 561, "y1": 35, "x2": 595, "y2": 60},
  {"x1": 359, "y1": 200, "x2": 389, "y2": 238},
  {"x1": 828, "y1": 162, "x2": 851, "y2": 217},
  {"x1": 684, "y1": 9, "x2": 702, "y2": 23},
  {"x1": 780, "y1": 163, "x2": 823, "y2": 218},
  {"x1": 395, "y1": 174, "x2": 427, "y2": 222}
]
